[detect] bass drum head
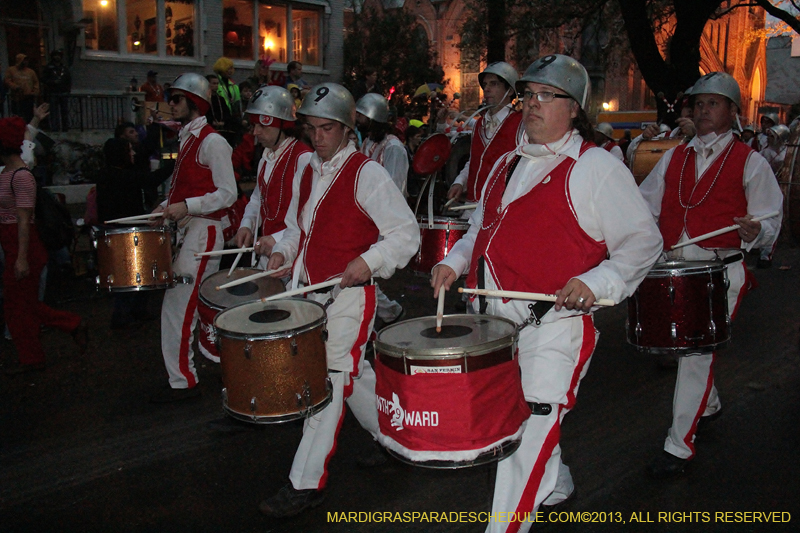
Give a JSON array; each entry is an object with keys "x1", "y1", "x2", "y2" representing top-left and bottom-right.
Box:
[
  {"x1": 97, "y1": 225, "x2": 172, "y2": 237},
  {"x1": 200, "y1": 268, "x2": 285, "y2": 310},
  {"x1": 214, "y1": 298, "x2": 326, "y2": 340},
  {"x1": 376, "y1": 314, "x2": 517, "y2": 358}
]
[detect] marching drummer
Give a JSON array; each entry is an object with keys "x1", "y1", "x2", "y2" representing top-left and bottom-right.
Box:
[
  {"x1": 626, "y1": 90, "x2": 696, "y2": 163},
  {"x1": 432, "y1": 55, "x2": 662, "y2": 532},
  {"x1": 260, "y1": 83, "x2": 419, "y2": 517},
  {"x1": 234, "y1": 86, "x2": 312, "y2": 267},
  {"x1": 446, "y1": 62, "x2": 524, "y2": 210},
  {"x1": 638, "y1": 72, "x2": 783, "y2": 478},
  {"x1": 593, "y1": 122, "x2": 624, "y2": 161},
  {"x1": 149, "y1": 73, "x2": 237, "y2": 403}
]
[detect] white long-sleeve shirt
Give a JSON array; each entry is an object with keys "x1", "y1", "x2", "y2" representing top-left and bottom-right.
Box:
[
  {"x1": 360, "y1": 135, "x2": 409, "y2": 196},
  {"x1": 639, "y1": 130, "x2": 784, "y2": 261},
  {"x1": 272, "y1": 141, "x2": 420, "y2": 290},
  {"x1": 439, "y1": 130, "x2": 663, "y2": 325},
  {"x1": 239, "y1": 137, "x2": 313, "y2": 243},
  {"x1": 161, "y1": 116, "x2": 237, "y2": 215}
]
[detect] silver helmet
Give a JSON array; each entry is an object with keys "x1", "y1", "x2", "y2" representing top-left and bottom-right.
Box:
[
  {"x1": 298, "y1": 83, "x2": 356, "y2": 130},
  {"x1": 761, "y1": 112, "x2": 780, "y2": 127},
  {"x1": 516, "y1": 54, "x2": 591, "y2": 109},
  {"x1": 246, "y1": 86, "x2": 297, "y2": 122},
  {"x1": 595, "y1": 122, "x2": 614, "y2": 139},
  {"x1": 479, "y1": 62, "x2": 519, "y2": 92},
  {"x1": 692, "y1": 72, "x2": 741, "y2": 110},
  {"x1": 769, "y1": 124, "x2": 790, "y2": 144},
  {"x1": 171, "y1": 72, "x2": 211, "y2": 104},
  {"x1": 355, "y1": 93, "x2": 390, "y2": 123}
]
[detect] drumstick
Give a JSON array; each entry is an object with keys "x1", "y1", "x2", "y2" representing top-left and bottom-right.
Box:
[
  {"x1": 443, "y1": 197, "x2": 457, "y2": 210},
  {"x1": 669, "y1": 211, "x2": 781, "y2": 250},
  {"x1": 227, "y1": 252, "x2": 243, "y2": 278},
  {"x1": 104, "y1": 213, "x2": 163, "y2": 224},
  {"x1": 448, "y1": 203, "x2": 479, "y2": 211},
  {"x1": 216, "y1": 268, "x2": 282, "y2": 291},
  {"x1": 261, "y1": 277, "x2": 344, "y2": 302},
  {"x1": 458, "y1": 287, "x2": 615, "y2": 307},
  {"x1": 194, "y1": 247, "x2": 254, "y2": 257},
  {"x1": 436, "y1": 285, "x2": 445, "y2": 333}
]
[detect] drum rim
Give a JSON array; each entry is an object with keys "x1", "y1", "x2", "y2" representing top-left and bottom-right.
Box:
[
  {"x1": 94, "y1": 226, "x2": 173, "y2": 236},
  {"x1": 222, "y1": 382, "x2": 333, "y2": 424},
  {"x1": 416, "y1": 215, "x2": 470, "y2": 230},
  {"x1": 627, "y1": 337, "x2": 731, "y2": 354},
  {"x1": 213, "y1": 298, "x2": 327, "y2": 340},
  {"x1": 648, "y1": 260, "x2": 725, "y2": 276},
  {"x1": 383, "y1": 435, "x2": 522, "y2": 469},
  {"x1": 199, "y1": 267, "x2": 284, "y2": 308},
  {"x1": 375, "y1": 314, "x2": 518, "y2": 358},
  {"x1": 98, "y1": 281, "x2": 177, "y2": 292}
]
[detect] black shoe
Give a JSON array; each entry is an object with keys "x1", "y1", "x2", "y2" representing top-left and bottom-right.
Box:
[
  {"x1": 259, "y1": 484, "x2": 325, "y2": 518},
  {"x1": 647, "y1": 451, "x2": 690, "y2": 479},
  {"x1": 757, "y1": 258, "x2": 772, "y2": 269},
  {"x1": 149, "y1": 385, "x2": 201, "y2": 404},
  {"x1": 71, "y1": 322, "x2": 89, "y2": 354},
  {"x1": 696, "y1": 409, "x2": 722, "y2": 436},
  {"x1": 4, "y1": 361, "x2": 46, "y2": 375},
  {"x1": 356, "y1": 440, "x2": 389, "y2": 468},
  {"x1": 540, "y1": 488, "x2": 577, "y2": 512}
]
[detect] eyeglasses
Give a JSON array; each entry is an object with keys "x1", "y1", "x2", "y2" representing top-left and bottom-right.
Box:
[
  {"x1": 521, "y1": 90, "x2": 572, "y2": 103},
  {"x1": 168, "y1": 94, "x2": 186, "y2": 104}
]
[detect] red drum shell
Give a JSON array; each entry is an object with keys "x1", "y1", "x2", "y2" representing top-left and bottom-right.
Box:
[
  {"x1": 410, "y1": 216, "x2": 469, "y2": 276},
  {"x1": 627, "y1": 261, "x2": 730, "y2": 354},
  {"x1": 412, "y1": 134, "x2": 452, "y2": 175}
]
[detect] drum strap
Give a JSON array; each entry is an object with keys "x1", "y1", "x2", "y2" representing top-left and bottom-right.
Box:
[
  {"x1": 722, "y1": 252, "x2": 744, "y2": 265},
  {"x1": 527, "y1": 402, "x2": 553, "y2": 416}
]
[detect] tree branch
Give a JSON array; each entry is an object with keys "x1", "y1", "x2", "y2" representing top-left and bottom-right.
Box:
[{"x1": 752, "y1": 0, "x2": 800, "y2": 34}]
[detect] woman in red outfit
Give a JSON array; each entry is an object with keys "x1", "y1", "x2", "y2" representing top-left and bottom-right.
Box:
[{"x1": 0, "y1": 116, "x2": 86, "y2": 374}]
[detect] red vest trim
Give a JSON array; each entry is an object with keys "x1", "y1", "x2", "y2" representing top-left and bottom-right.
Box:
[
  {"x1": 168, "y1": 124, "x2": 226, "y2": 220},
  {"x1": 466, "y1": 111, "x2": 523, "y2": 202},
  {"x1": 603, "y1": 140, "x2": 617, "y2": 152},
  {"x1": 295, "y1": 152, "x2": 380, "y2": 284},
  {"x1": 258, "y1": 139, "x2": 312, "y2": 236},
  {"x1": 467, "y1": 141, "x2": 608, "y2": 295},
  {"x1": 660, "y1": 139, "x2": 751, "y2": 250}
]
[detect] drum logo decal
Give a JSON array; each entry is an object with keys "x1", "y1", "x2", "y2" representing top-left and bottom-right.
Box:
[{"x1": 377, "y1": 392, "x2": 439, "y2": 431}]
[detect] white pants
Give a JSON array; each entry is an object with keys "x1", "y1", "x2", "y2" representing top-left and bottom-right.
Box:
[
  {"x1": 487, "y1": 314, "x2": 598, "y2": 533},
  {"x1": 288, "y1": 284, "x2": 378, "y2": 489},
  {"x1": 664, "y1": 260, "x2": 747, "y2": 459},
  {"x1": 160, "y1": 218, "x2": 223, "y2": 389}
]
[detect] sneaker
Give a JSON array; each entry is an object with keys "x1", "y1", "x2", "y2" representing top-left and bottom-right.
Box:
[
  {"x1": 149, "y1": 385, "x2": 202, "y2": 404},
  {"x1": 540, "y1": 488, "x2": 577, "y2": 512},
  {"x1": 258, "y1": 484, "x2": 325, "y2": 518}
]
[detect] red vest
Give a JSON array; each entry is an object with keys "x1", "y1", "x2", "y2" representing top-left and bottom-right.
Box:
[
  {"x1": 295, "y1": 152, "x2": 380, "y2": 284},
  {"x1": 467, "y1": 141, "x2": 608, "y2": 295},
  {"x1": 258, "y1": 139, "x2": 312, "y2": 236},
  {"x1": 602, "y1": 140, "x2": 617, "y2": 152},
  {"x1": 466, "y1": 110, "x2": 523, "y2": 202},
  {"x1": 168, "y1": 124, "x2": 225, "y2": 220},
  {"x1": 660, "y1": 139, "x2": 751, "y2": 250}
]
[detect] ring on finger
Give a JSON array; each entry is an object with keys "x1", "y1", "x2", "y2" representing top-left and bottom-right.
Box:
[{"x1": 577, "y1": 297, "x2": 586, "y2": 304}]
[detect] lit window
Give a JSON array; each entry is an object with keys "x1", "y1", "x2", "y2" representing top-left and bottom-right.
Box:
[
  {"x1": 259, "y1": 3, "x2": 288, "y2": 63},
  {"x1": 84, "y1": 0, "x2": 119, "y2": 51}
]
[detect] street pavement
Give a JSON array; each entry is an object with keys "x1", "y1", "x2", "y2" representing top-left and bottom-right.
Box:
[{"x1": 1, "y1": 247, "x2": 799, "y2": 532}]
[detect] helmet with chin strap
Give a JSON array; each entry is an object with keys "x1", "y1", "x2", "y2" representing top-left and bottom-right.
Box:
[
  {"x1": 516, "y1": 54, "x2": 591, "y2": 109},
  {"x1": 246, "y1": 86, "x2": 296, "y2": 128}
]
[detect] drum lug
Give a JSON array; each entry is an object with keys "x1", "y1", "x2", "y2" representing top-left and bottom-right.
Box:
[
  {"x1": 635, "y1": 322, "x2": 642, "y2": 338},
  {"x1": 244, "y1": 343, "x2": 251, "y2": 360},
  {"x1": 725, "y1": 278, "x2": 730, "y2": 290},
  {"x1": 105, "y1": 236, "x2": 112, "y2": 247},
  {"x1": 107, "y1": 274, "x2": 114, "y2": 285},
  {"x1": 174, "y1": 274, "x2": 195, "y2": 285},
  {"x1": 95, "y1": 275, "x2": 100, "y2": 288},
  {"x1": 708, "y1": 320, "x2": 717, "y2": 338},
  {"x1": 159, "y1": 234, "x2": 166, "y2": 245},
  {"x1": 321, "y1": 329, "x2": 328, "y2": 342},
  {"x1": 134, "y1": 234, "x2": 139, "y2": 246},
  {"x1": 250, "y1": 397, "x2": 258, "y2": 416},
  {"x1": 136, "y1": 272, "x2": 142, "y2": 285},
  {"x1": 290, "y1": 338, "x2": 298, "y2": 356},
  {"x1": 669, "y1": 282, "x2": 675, "y2": 305},
  {"x1": 296, "y1": 381, "x2": 312, "y2": 415},
  {"x1": 671, "y1": 323, "x2": 677, "y2": 341},
  {"x1": 707, "y1": 281, "x2": 714, "y2": 293}
]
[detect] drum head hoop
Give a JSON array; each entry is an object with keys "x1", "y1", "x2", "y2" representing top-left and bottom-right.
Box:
[
  {"x1": 412, "y1": 134, "x2": 452, "y2": 175},
  {"x1": 214, "y1": 299, "x2": 325, "y2": 337},
  {"x1": 200, "y1": 268, "x2": 285, "y2": 308}
]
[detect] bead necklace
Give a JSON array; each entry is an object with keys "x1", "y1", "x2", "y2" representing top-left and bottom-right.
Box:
[
  {"x1": 678, "y1": 139, "x2": 735, "y2": 209},
  {"x1": 262, "y1": 139, "x2": 296, "y2": 221}
]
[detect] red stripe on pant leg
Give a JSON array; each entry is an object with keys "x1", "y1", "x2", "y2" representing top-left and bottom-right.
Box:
[
  {"x1": 507, "y1": 418, "x2": 562, "y2": 533},
  {"x1": 317, "y1": 378, "x2": 355, "y2": 490},
  {"x1": 349, "y1": 285, "x2": 376, "y2": 377},
  {"x1": 565, "y1": 314, "x2": 596, "y2": 410},
  {"x1": 730, "y1": 262, "x2": 749, "y2": 321},
  {"x1": 682, "y1": 354, "x2": 715, "y2": 458},
  {"x1": 177, "y1": 225, "x2": 216, "y2": 388}
]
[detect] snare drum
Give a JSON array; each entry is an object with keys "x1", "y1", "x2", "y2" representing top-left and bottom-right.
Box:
[
  {"x1": 374, "y1": 315, "x2": 530, "y2": 468},
  {"x1": 94, "y1": 226, "x2": 174, "y2": 291},
  {"x1": 214, "y1": 299, "x2": 331, "y2": 423},
  {"x1": 410, "y1": 216, "x2": 469, "y2": 276},
  {"x1": 630, "y1": 139, "x2": 682, "y2": 184},
  {"x1": 627, "y1": 260, "x2": 730, "y2": 354},
  {"x1": 198, "y1": 268, "x2": 285, "y2": 362}
]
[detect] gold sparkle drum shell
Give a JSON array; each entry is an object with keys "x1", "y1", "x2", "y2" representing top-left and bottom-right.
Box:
[
  {"x1": 630, "y1": 139, "x2": 682, "y2": 185},
  {"x1": 214, "y1": 299, "x2": 331, "y2": 424},
  {"x1": 94, "y1": 226, "x2": 175, "y2": 291}
]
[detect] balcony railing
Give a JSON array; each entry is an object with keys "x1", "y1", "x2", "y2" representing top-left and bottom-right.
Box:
[{"x1": 62, "y1": 92, "x2": 144, "y2": 131}]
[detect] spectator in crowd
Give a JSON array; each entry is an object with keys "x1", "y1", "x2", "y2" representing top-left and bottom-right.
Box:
[
  {"x1": 246, "y1": 58, "x2": 274, "y2": 89},
  {"x1": 205, "y1": 74, "x2": 236, "y2": 146},
  {"x1": 213, "y1": 57, "x2": 241, "y2": 118},
  {"x1": 238, "y1": 80, "x2": 255, "y2": 129},
  {"x1": 0, "y1": 116, "x2": 87, "y2": 375},
  {"x1": 97, "y1": 137, "x2": 172, "y2": 329},
  {"x1": 352, "y1": 66, "x2": 383, "y2": 101},
  {"x1": 139, "y1": 70, "x2": 164, "y2": 103},
  {"x1": 4, "y1": 54, "x2": 39, "y2": 122},
  {"x1": 287, "y1": 83, "x2": 302, "y2": 109},
  {"x1": 285, "y1": 61, "x2": 311, "y2": 94},
  {"x1": 41, "y1": 50, "x2": 71, "y2": 132},
  {"x1": 740, "y1": 124, "x2": 757, "y2": 149}
]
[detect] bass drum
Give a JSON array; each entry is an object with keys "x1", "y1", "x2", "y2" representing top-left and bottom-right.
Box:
[
  {"x1": 630, "y1": 139, "x2": 682, "y2": 185},
  {"x1": 781, "y1": 120, "x2": 800, "y2": 242}
]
